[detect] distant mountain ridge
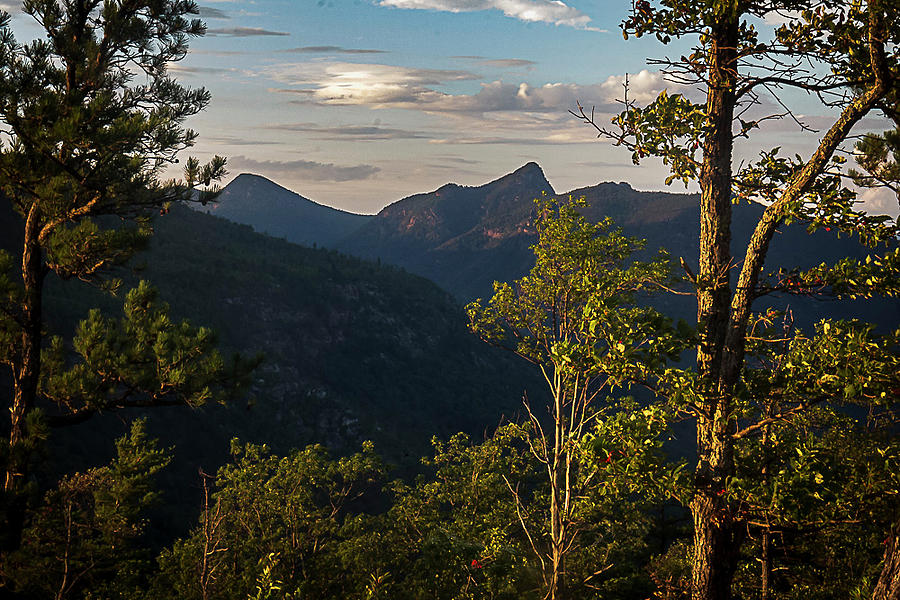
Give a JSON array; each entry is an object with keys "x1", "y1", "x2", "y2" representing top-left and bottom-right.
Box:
[
  {"x1": 200, "y1": 173, "x2": 371, "y2": 247},
  {"x1": 193, "y1": 164, "x2": 897, "y2": 329},
  {"x1": 338, "y1": 162, "x2": 713, "y2": 300},
  {"x1": 339, "y1": 162, "x2": 557, "y2": 298}
]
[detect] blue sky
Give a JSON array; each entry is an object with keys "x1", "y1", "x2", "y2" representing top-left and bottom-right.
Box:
[{"x1": 4, "y1": 0, "x2": 896, "y2": 216}]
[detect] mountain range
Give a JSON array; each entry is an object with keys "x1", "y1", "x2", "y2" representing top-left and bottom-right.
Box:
[{"x1": 205, "y1": 163, "x2": 898, "y2": 328}]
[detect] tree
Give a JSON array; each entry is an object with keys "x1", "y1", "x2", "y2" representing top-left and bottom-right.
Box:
[
  {"x1": 0, "y1": 0, "x2": 245, "y2": 560},
  {"x1": 467, "y1": 197, "x2": 685, "y2": 600},
  {"x1": 353, "y1": 426, "x2": 544, "y2": 600},
  {"x1": 154, "y1": 440, "x2": 384, "y2": 600},
  {"x1": 573, "y1": 1, "x2": 900, "y2": 598},
  {"x1": 2, "y1": 419, "x2": 171, "y2": 599}
]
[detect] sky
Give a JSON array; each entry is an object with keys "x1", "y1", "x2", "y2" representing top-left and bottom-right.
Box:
[{"x1": 4, "y1": 0, "x2": 897, "y2": 216}]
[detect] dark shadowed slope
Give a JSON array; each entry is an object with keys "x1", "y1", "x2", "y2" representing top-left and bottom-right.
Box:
[
  {"x1": 198, "y1": 173, "x2": 372, "y2": 247},
  {"x1": 0, "y1": 197, "x2": 543, "y2": 512}
]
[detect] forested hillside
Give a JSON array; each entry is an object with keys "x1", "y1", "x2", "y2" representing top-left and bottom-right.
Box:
[{"x1": 1, "y1": 199, "x2": 541, "y2": 460}]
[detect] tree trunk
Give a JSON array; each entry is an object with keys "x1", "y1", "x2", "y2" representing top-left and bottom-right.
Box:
[
  {"x1": 873, "y1": 521, "x2": 900, "y2": 600},
  {"x1": 760, "y1": 529, "x2": 771, "y2": 600},
  {"x1": 691, "y1": 4, "x2": 741, "y2": 599},
  {"x1": 690, "y1": 412, "x2": 743, "y2": 600},
  {"x1": 2, "y1": 203, "x2": 44, "y2": 553},
  {"x1": 548, "y1": 382, "x2": 567, "y2": 600}
]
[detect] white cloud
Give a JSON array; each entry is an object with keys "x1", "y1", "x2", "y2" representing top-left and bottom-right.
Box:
[
  {"x1": 262, "y1": 63, "x2": 699, "y2": 150},
  {"x1": 460, "y1": 57, "x2": 537, "y2": 69},
  {"x1": 206, "y1": 26, "x2": 288, "y2": 36},
  {"x1": 858, "y1": 186, "x2": 900, "y2": 218},
  {"x1": 169, "y1": 64, "x2": 242, "y2": 77},
  {"x1": 281, "y1": 46, "x2": 387, "y2": 54},
  {"x1": 198, "y1": 5, "x2": 229, "y2": 19},
  {"x1": 598, "y1": 69, "x2": 699, "y2": 104},
  {"x1": 268, "y1": 62, "x2": 693, "y2": 120},
  {"x1": 378, "y1": 0, "x2": 593, "y2": 28},
  {"x1": 0, "y1": 2, "x2": 21, "y2": 14},
  {"x1": 269, "y1": 122, "x2": 428, "y2": 141},
  {"x1": 264, "y1": 62, "x2": 479, "y2": 106},
  {"x1": 420, "y1": 80, "x2": 611, "y2": 113},
  {"x1": 762, "y1": 10, "x2": 801, "y2": 25}
]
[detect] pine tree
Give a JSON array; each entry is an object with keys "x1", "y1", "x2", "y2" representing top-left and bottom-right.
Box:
[{"x1": 0, "y1": 0, "x2": 242, "y2": 562}]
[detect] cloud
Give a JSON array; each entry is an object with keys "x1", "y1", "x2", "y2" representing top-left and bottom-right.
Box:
[
  {"x1": 858, "y1": 186, "x2": 899, "y2": 218},
  {"x1": 262, "y1": 62, "x2": 479, "y2": 106},
  {"x1": 597, "y1": 69, "x2": 699, "y2": 104},
  {"x1": 454, "y1": 56, "x2": 537, "y2": 68},
  {"x1": 281, "y1": 45, "x2": 387, "y2": 54},
  {"x1": 228, "y1": 155, "x2": 380, "y2": 182},
  {"x1": 0, "y1": 1, "x2": 21, "y2": 14},
  {"x1": 574, "y1": 160, "x2": 641, "y2": 169},
  {"x1": 435, "y1": 155, "x2": 481, "y2": 164},
  {"x1": 198, "y1": 5, "x2": 229, "y2": 18},
  {"x1": 189, "y1": 49, "x2": 248, "y2": 56},
  {"x1": 268, "y1": 122, "x2": 428, "y2": 141},
  {"x1": 418, "y1": 80, "x2": 611, "y2": 113},
  {"x1": 204, "y1": 136, "x2": 282, "y2": 146},
  {"x1": 169, "y1": 65, "x2": 241, "y2": 76},
  {"x1": 378, "y1": 0, "x2": 593, "y2": 29},
  {"x1": 762, "y1": 10, "x2": 801, "y2": 25},
  {"x1": 266, "y1": 62, "x2": 690, "y2": 117},
  {"x1": 429, "y1": 131, "x2": 594, "y2": 145},
  {"x1": 206, "y1": 26, "x2": 289, "y2": 36}
]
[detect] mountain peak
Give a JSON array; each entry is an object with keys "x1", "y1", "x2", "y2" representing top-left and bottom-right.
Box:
[
  {"x1": 515, "y1": 161, "x2": 543, "y2": 175},
  {"x1": 226, "y1": 173, "x2": 298, "y2": 197},
  {"x1": 488, "y1": 162, "x2": 553, "y2": 195},
  {"x1": 197, "y1": 172, "x2": 371, "y2": 246}
]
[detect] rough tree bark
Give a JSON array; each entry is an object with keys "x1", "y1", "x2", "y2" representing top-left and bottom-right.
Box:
[
  {"x1": 873, "y1": 521, "x2": 900, "y2": 600},
  {"x1": 690, "y1": 4, "x2": 742, "y2": 599},
  {"x1": 3, "y1": 203, "x2": 46, "y2": 551}
]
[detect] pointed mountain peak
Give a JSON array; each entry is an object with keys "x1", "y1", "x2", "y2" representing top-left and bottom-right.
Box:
[
  {"x1": 514, "y1": 161, "x2": 543, "y2": 176},
  {"x1": 488, "y1": 162, "x2": 553, "y2": 194}
]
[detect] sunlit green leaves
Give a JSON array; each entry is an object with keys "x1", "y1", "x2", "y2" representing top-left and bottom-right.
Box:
[
  {"x1": 157, "y1": 440, "x2": 385, "y2": 599},
  {"x1": 581, "y1": 400, "x2": 689, "y2": 505},
  {"x1": 610, "y1": 90, "x2": 706, "y2": 187},
  {"x1": 467, "y1": 196, "x2": 677, "y2": 387}
]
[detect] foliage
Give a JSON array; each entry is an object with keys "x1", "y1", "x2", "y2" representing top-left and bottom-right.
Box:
[
  {"x1": 40, "y1": 281, "x2": 254, "y2": 423},
  {"x1": 467, "y1": 196, "x2": 686, "y2": 599},
  {"x1": 1, "y1": 420, "x2": 171, "y2": 599},
  {"x1": 0, "y1": 3, "x2": 253, "y2": 596},
  {"x1": 572, "y1": 0, "x2": 900, "y2": 598},
  {"x1": 154, "y1": 440, "x2": 384, "y2": 599},
  {"x1": 149, "y1": 422, "x2": 675, "y2": 600},
  {"x1": 349, "y1": 426, "x2": 543, "y2": 600}
]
